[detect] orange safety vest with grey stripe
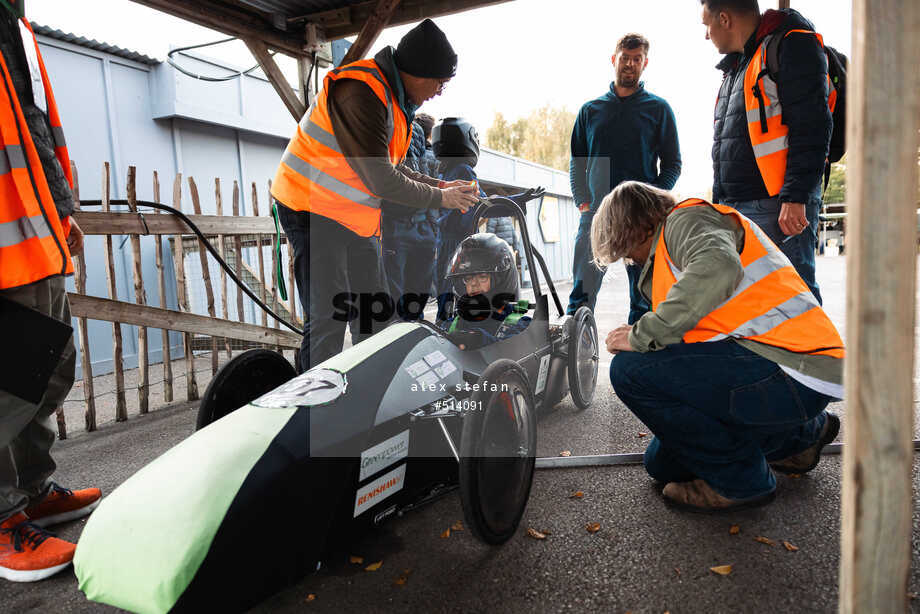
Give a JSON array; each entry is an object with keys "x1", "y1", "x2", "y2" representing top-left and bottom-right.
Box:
[
  {"x1": 0, "y1": 18, "x2": 73, "y2": 290},
  {"x1": 745, "y1": 29, "x2": 837, "y2": 197},
  {"x1": 271, "y1": 59, "x2": 412, "y2": 238},
  {"x1": 651, "y1": 199, "x2": 844, "y2": 359}
]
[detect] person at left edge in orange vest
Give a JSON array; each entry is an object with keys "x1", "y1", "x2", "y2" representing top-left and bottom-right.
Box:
[
  {"x1": 272, "y1": 18, "x2": 478, "y2": 372},
  {"x1": 594, "y1": 182, "x2": 843, "y2": 513},
  {"x1": 0, "y1": 0, "x2": 102, "y2": 582}
]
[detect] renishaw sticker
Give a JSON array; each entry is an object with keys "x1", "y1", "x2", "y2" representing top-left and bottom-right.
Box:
[
  {"x1": 406, "y1": 360, "x2": 429, "y2": 378},
  {"x1": 434, "y1": 360, "x2": 456, "y2": 379},
  {"x1": 535, "y1": 354, "x2": 551, "y2": 395},
  {"x1": 359, "y1": 429, "x2": 410, "y2": 481},
  {"x1": 354, "y1": 464, "x2": 407, "y2": 517}
]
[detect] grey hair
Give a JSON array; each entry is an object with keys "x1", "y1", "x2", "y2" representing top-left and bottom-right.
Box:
[{"x1": 590, "y1": 181, "x2": 677, "y2": 267}]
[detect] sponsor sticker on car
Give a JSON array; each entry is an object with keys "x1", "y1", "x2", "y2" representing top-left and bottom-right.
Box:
[
  {"x1": 359, "y1": 430, "x2": 410, "y2": 481},
  {"x1": 354, "y1": 464, "x2": 407, "y2": 517}
]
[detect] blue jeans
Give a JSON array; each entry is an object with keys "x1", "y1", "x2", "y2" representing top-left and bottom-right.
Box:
[
  {"x1": 568, "y1": 211, "x2": 649, "y2": 322},
  {"x1": 610, "y1": 340, "x2": 831, "y2": 500},
  {"x1": 382, "y1": 214, "x2": 439, "y2": 321},
  {"x1": 727, "y1": 187, "x2": 823, "y2": 304}
]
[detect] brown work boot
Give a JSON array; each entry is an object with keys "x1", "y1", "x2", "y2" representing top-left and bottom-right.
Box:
[
  {"x1": 770, "y1": 413, "x2": 841, "y2": 475},
  {"x1": 662, "y1": 479, "x2": 775, "y2": 513}
]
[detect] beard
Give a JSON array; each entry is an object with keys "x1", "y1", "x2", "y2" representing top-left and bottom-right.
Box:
[{"x1": 616, "y1": 69, "x2": 639, "y2": 88}]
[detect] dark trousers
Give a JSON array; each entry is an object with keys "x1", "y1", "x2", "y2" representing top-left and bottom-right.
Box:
[
  {"x1": 0, "y1": 276, "x2": 74, "y2": 523},
  {"x1": 610, "y1": 340, "x2": 831, "y2": 500},
  {"x1": 277, "y1": 205, "x2": 388, "y2": 372},
  {"x1": 567, "y1": 211, "x2": 649, "y2": 322},
  {"x1": 382, "y1": 215, "x2": 438, "y2": 321}
]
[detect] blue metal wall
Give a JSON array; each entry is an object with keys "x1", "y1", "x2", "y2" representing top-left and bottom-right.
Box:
[{"x1": 37, "y1": 32, "x2": 577, "y2": 377}]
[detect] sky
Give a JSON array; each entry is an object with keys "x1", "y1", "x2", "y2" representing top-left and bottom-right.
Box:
[{"x1": 27, "y1": 0, "x2": 851, "y2": 196}]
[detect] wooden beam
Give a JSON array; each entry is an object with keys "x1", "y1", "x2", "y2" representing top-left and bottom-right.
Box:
[
  {"x1": 243, "y1": 37, "x2": 306, "y2": 120},
  {"x1": 316, "y1": 0, "x2": 513, "y2": 41},
  {"x1": 128, "y1": 0, "x2": 307, "y2": 57},
  {"x1": 778, "y1": 0, "x2": 790, "y2": 9},
  {"x1": 840, "y1": 0, "x2": 920, "y2": 612},
  {"x1": 68, "y1": 294, "x2": 301, "y2": 349},
  {"x1": 73, "y1": 210, "x2": 276, "y2": 236},
  {"x1": 341, "y1": 0, "x2": 402, "y2": 65}
]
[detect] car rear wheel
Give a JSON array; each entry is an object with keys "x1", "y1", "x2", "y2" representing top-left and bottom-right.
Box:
[
  {"x1": 459, "y1": 359, "x2": 536, "y2": 545},
  {"x1": 567, "y1": 307, "x2": 598, "y2": 410}
]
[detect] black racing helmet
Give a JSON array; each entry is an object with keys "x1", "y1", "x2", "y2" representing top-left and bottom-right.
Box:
[
  {"x1": 432, "y1": 117, "x2": 479, "y2": 166},
  {"x1": 446, "y1": 233, "x2": 518, "y2": 302}
]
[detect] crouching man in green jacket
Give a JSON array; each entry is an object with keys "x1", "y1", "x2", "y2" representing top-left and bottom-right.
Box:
[{"x1": 592, "y1": 181, "x2": 843, "y2": 512}]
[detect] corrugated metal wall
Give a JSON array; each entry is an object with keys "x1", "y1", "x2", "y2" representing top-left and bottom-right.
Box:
[{"x1": 37, "y1": 33, "x2": 578, "y2": 377}]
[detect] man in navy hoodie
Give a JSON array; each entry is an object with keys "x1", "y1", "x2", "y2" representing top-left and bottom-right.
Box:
[
  {"x1": 568, "y1": 33, "x2": 681, "y2": 322},
  {"x1": 702, "y1": 0, "x2": 832, "y2": 303}
]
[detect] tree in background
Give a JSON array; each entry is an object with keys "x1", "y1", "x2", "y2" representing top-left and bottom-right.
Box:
[
  {"x1": 485, "y1": 105, "x2": 575, "y2": 172},
  {"x1": 823, "y1": 155, "x2": 847, "y2": 204}
]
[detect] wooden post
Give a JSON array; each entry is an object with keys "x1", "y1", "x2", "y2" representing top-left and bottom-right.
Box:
[
  {"x1": 777, "y1": 0, "x2": 790, "y2": 9},
  {"x1": 216, "y1": 179, "x2": 231, "y2": 358},
  {"x1": 267, "y1": 181, "x2": 282, "y2": 353},
  {"x1": 251, "y1": 182, "x2": 268, "y2": 329},
  {"x1": 153, "y1": 171, "x2": 173, "y2": 403},
  {"x1": 171, "y1": 174, "x2": 198, "y2": 401},
  {"x1": 840, "y1": 1, "x2": 920, "y2": 612},
  {"x1": 70, "y1": 162, "x2": 96, "y2": 432},
  {"x1": 102, "y1": 162, "x2": 128, "y2": 421},
  {"x1": 340, "y1": 0, "x2": 403, "y2": 65},
  {"x1": 125, "y1": 167, "x2": 149, "y2": 414},
  {"x1": 232, "y1": 181, "x2": 245, "y2": 324},
  {"x1": 189, "y1": 177, "x2": 219, "y2": 375}
]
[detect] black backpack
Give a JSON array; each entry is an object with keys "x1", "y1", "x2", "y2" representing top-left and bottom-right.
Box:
[{"x1": 764, "y1": 30, "x2": 848, "y2": 185}]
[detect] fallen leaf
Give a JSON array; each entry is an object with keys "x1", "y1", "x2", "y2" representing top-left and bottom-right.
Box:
[
  {"x1": 674, "y1": 567, "x2": 680, "y2": 576},
  {"x1": 365, "y1": 561, "x2": 383, "y2": 572},
  {"x1": 440, "y1": 528, "x2": 451, "y2": 539},
  {"x1": 527, "y1": 527, "x2": 547, "y2": 540},
  {"x1": 349, "y1": 555, "x2": 363, "y2": 565},
  {"x1": 782, "y1": 541, "x2": 799, "y2": 552},
  {"x1": 710, "y1": 564, "x2": 733, "y2": 576},
  {"x1": 637, "y1": 432, "x2": 648, "y2": 438},
  {"x1": 754, "y1": 536, "x2": 776, "y2": 546},
  {"x1": 787, "y1": 473, "x2": 803, "y2": 479},
  {"x1": 570, "y1": 491, "x2": 585, "y2": 499},
  {"x1": 394, "y1": 569, "x2": 411, "y2": 586},
  {"x1": 560, "y1": 450, "x2": 572, "y2": 457},
  {"x1": 908, "y1": 592, "x2": 918, "y2": 600},
  {"x1": 729, "y1": 525, "x2": 740, "y2": 535},
  {"x1": 451, "y1": 520, "x2": 464, "y2": 531},
  {"x1": 305, "y1": 594, "x2": 316, "y2": 602},
  {"x1": 586, "y1": 522, "x2": 601, "y2": 534}
]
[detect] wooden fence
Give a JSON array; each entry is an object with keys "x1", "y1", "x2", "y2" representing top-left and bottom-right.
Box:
[{"x1": 60, "y1": 162, "x2": 302, "y2": 439}]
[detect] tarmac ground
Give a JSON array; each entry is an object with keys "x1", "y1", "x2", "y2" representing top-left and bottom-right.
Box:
[{"x1": 2, "y1": 254, "x2": 920, "y2": 614}]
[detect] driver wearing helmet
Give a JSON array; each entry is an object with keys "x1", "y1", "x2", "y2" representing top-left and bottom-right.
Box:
[{"x1": 441, "y1": 233, "x2": 531, "y2": 350}]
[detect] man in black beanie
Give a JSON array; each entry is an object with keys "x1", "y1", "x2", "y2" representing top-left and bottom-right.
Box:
[{"x1": 272, "y1": 18, "x2": 478, "y2": 371}]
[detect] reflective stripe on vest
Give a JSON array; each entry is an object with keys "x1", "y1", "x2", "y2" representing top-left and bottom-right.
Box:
[
  {"x1": 271, "y1": 59, "x2": 410, "y2": 237},
  {"x1": 744, "y1": 29, "x2": 830, "y2": 197},
  {"x1": 0, "y1": 19, "x2": 73, "y2": 289},
  {"x1": 651, "y1": 199, "x2": 844, "y2": 358}
]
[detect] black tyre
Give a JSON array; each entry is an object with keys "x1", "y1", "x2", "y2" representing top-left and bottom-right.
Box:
[
  {"x1": 459, "y1": 359, "x2": 537, "y2": 545},
  {"x1": 195, "y1": 349, "x2": 296, "y2": 430},
  {"x1": 567, "y1": 306, "x2": 598, "y2": 409}
]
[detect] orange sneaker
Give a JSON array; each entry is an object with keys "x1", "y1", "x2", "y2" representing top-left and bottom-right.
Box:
[
  {"x1": 0, "y1": 513, "x2": 75, "y2": 582},
  {"x1": 24, "y1": 483, "x2": 102, "y2": 527}
]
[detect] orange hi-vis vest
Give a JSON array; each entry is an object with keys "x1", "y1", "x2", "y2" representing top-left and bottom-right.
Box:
[
  {"x1": 745, "y1": 29, "x2": 836, "y2": 197},
  {"x1": 271, "y1": 59, "x2": 412, "y2": 238},
  {"x1": 0, "y1": 18, "x2": 73, "y2": 290},
  {"x1": 651, "y1": 199, "x2": 844, "y2": 359}
]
